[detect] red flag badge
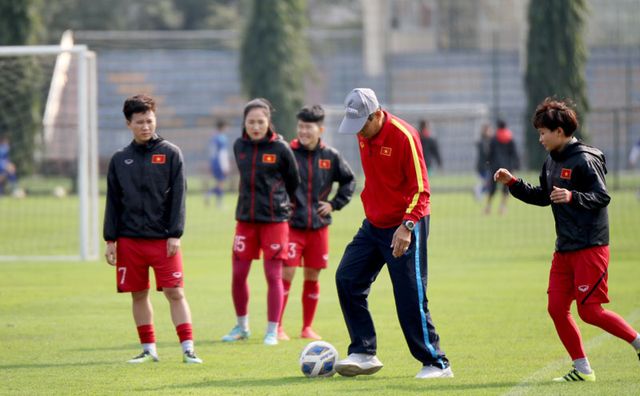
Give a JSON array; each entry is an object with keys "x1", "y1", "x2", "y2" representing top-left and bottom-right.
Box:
[
  {"x1": 151, "y1": 154, "x2": 166, "y2": 164},
  {"x1": 560, "y1": 168, "x2": 572, "y2": 179},
  {"x1": 262, "y1": 153, "x2": 276, "y2": 164},
  {"x1": 319, "y1": 159, "x2": 331, "y2": 169},
  {"x1": 380, "y1": 146, "x2": 392, "y2": 156}
]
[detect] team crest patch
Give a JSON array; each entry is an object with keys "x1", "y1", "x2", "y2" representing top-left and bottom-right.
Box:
[
  {"x1": 359, "y1": 141, "x2": 365, "y2": 149},
  {"x1": 270, "y1": 243, "x2": 281, "y2": 250},
  {"x1": 319, "y1": 159, "x2": 331, "y2": 169},
  {"x1": 381, "y1": 146, "x2": 392, "y2": 156},
  {"x1": 263, "y1": 153, "x2": 277, "y2": 164},
  {"x1": 172, "y1": 272, "x2": 183, "y2": 279},
  {"x1": 578, "y1": 285, "x2": 589, "y2": 292},
  {"x1": 151, "y1": 154, "x2": 166, "y2": 164},
  {"x1": 560, "y1": 168, "x2": 572, "y2": 179}
]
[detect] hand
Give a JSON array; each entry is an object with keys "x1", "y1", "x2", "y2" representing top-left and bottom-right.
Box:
[
  {"x1": 390, "y1": 224, "x2": 412, "y2": 258},
  {"x1": 105, "y1": 242, "x2": 117, "y2": 266},
  {"x1": 167, "y1": 238, "x2": 181, "y2": 257},
  {"x1": 550, "y1": 186, "x2": 571, "y2": 204},
  {"x1": 317, "y1": 201, "x2": 333, "y2": 217},
  {"x1": 493, "y1": 168, "x2": 514, "y2": 184}
]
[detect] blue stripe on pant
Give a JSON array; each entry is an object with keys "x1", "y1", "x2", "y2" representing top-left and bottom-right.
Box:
[{"x1": 335, "y1": 216, "x2": 449, "y2": 368}]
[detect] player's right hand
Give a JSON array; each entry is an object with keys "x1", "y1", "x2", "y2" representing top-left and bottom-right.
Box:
[
  {"x1": 493, "y1": 168, "x2": 514, "y2": 184},
  {"x1": 105, "y1": 242, "x2": 117, "y2": 266}
]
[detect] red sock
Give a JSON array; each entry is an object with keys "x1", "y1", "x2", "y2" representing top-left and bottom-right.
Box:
[
  {"x1": 232, "y1": 257, "x2": 251, "y2": 316},
  {"x1": 263, "y1": 259, "x2": 283, "y2": 323},
  {"x1": 279, "y1": 279, "x2": 292, "y2": 326},
  {"x1": 548, "y1": 292, "x2": 585, "y2": 360},
  {"x1": 302, "y1": 280, "x2": 320, "y2": 328},
  {"x1": 176, "y1": 323, "x2": 193, "y2": 343},
  {"x1": 578, "y1": 303, "x2": 638, "y2": 343},
  {"x1": 137, "y1": 324, "x2": 155, "y2": 344}
]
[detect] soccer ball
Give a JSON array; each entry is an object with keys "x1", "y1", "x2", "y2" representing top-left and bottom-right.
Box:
[
  {"x1": 52, "y1": 186, "x2": 67, "y2": 198},
  {"x1": 299, "y1": 341, "x2": 339, "y2": 378}
]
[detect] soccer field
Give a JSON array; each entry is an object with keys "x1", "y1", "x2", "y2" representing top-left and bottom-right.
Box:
[{"x1": 1, "y1": 190, "x2": 639, "y2": 395}]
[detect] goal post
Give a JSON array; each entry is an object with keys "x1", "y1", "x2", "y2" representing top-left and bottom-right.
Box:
[{"x1": 0, "y1": 43, "x2": 99, "y2": 261}]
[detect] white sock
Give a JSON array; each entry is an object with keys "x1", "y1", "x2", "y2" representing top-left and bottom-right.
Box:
[
  {"x1": 142, "y1": 343, "x2": 157, "y2": 357},
  {"x1": 573, "y1": 357, "x2": 592, "y2": 374},
  {"x1": 237, "y1": 315, "x2": 249, "y2": 331},
  {"x1": 181, "y1": 340, "x2": 194, "y2": 353},
  {"x1": 631, "y1": 333, "x2": 640, "y2": 351},
  {"x1": 266, "y1": 321, "x2": 278, "y2": 334}
]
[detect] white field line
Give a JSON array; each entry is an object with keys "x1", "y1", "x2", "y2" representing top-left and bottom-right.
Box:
[{"x1": 503, "y1": 309, "x2": 640, "y2": 396}]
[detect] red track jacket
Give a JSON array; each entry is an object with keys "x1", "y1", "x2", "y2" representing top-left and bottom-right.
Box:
[{"x1": 358, "y1": 111, "x2": 430, "y2": 228}]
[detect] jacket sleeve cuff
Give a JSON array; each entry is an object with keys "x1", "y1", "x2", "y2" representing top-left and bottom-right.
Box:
[{"x1": 507, "y1": 177, "x2": 518, "y2": 186}]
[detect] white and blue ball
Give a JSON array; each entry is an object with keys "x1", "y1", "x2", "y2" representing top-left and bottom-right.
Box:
[{"x1": 299, "y1": 341, "x2": 339, "y2": 378}]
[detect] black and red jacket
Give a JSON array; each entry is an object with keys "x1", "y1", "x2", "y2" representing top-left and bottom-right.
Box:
[
  {"x1": 289, "y1": 139, "x2": 355, "y2": 230},
  {"x1": 509, "y1": 139, "x2": 610, "y2": 252},
  {"x1": 104, "y1": 136, "x2": 185, "y2": 241},
  {"x1": 233, "y1": 131, "x2": 300, "y2": 223}
]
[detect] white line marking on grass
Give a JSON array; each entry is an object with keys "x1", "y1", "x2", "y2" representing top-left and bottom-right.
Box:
[{"x1": 503, "y1": 309, "x2": 640, "y2": 396}]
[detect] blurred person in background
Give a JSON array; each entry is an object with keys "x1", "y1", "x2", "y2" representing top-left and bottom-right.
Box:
[
  {"x1": 104, "y1": 94, "x2": 202, "y2": 364},
  {"x1": 222, "y1": 98, "x2": 300, "y2": 346},
  {"x1": 417, "y1": 119, "x2": 442, "y2": 173},
  {"x1": 205, "y1": 118, "x2": 230, "y2": 207},
  {"x1": 629, "y1": 137, "x2": 640, "y2": 200},
  {"x1": 494, "y1": 97, "x2": 640, "y2": 383},
  {"x1": 474, "y1": 123, "x2": 493, "y2": 201},
  {"x1": 486, "y1": 119, "x2": 519, "y2": 214},
  {"x1": 0, "y1": 135, "x2": 18, "y2": 196},
  {"x1": 278, "y1": 104, "x2": 355, "y2": 341}
]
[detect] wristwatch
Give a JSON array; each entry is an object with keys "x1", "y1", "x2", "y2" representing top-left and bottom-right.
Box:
[{"x1": 402, "y1": 220, "x2": 415, "y2": 231}]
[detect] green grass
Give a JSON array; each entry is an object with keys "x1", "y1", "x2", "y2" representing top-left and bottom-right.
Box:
[{"x1": 1, "y1": 189, "x2": 639, "y2": 395}]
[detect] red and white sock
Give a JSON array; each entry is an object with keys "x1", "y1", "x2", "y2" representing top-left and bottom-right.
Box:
[
  {"x1": 176, "y1": 323, "x2": 194, "y2": 353},
  {"x1": 137, "y1": 324, "x2": 157, "y2": 356}
]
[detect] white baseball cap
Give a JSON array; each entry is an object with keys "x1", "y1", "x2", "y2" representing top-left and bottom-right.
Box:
[{"x1": 338, "y1": 88, "x2": 380, "y2": 134}]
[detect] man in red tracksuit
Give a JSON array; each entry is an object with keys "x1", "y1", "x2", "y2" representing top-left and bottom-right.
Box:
[
  {"x1": 495, "y1": 97, "x2": 640, "y2": 382},
  {"x1": 334, "y1": 88, "x2": 452, "y2": 379}
]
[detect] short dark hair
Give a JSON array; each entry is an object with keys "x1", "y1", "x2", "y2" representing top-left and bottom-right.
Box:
[
  {"x1": 216, "y1": 118, "x2": 228, "y2": 130},
  {"x1": 123, "y1": 94, "x2": 156, "y2": 121},
  {"x1": 532, "y1": 97, "x2": 579, "y2": 136},
  {"x1": 496, "y1": 119, "x2": 507, "y2": 129},
  {"x1": 297, "y1": 105, "x2": 325, "y2": 124}
]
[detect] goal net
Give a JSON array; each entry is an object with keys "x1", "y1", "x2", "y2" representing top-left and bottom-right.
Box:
[{"x1": 0, "y1": 39, "x2": 99, "y2": 261}]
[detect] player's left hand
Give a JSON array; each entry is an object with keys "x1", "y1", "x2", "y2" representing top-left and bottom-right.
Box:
[
  {"x1": 391, "y1": 225, "x2": 412, "y2": 258},
  {"x1": 550, "y1": 186, "x2": 572, "y2": 204},
  {"x1": 317, "y1": 201, "x2": 333, "y2": 217},
  {"x1": 167, "y1": 238, "x2": 181, "y2": 257}
]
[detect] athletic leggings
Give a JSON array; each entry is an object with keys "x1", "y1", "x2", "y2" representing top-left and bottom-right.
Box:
[
  {"x1": 547, "y1": 291, "x2": 637, "y2": 360},
  {"x1": 232, "y1": 257, "x2": 283, "y2": 323}
]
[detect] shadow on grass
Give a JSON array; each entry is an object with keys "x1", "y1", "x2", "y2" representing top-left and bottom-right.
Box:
[
  {"x1": 139, "y1": 375, "x2": 522, "y2": 393},
  {"x1": 69, "y1": 341, "x2": 176, "y2": 352},
  {"x1": 0, "y1": 361, "x2": 113, "y2": 370}
]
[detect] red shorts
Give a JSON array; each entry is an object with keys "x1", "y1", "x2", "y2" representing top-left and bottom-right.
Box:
[
  {"x1": 284, "y1": 227, "x2": 329, "y2": 269},
  {"x1": 115, "y1": 237, "x2": 184, "y2": 293},
  {"x1": 548, "y1": 245, "x2": 610, "y2": 304},
  {"x1": 232, "y1": 221, "x2": 289, "y2": 261}
]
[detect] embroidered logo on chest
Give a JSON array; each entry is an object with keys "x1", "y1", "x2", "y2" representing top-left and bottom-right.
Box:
[
  {"x1": 151, "y1": 154, "x2": 166, "y2": 164},
  {"x1": 319, "y1": 159, "x2": 331, "y2": 169},
  {"x1": 560, "y1": 168, "x2": 572, "y2": 179},
  {"x1": 262, "y1": 153, "x2": 276, "y2": 164},
  {"x1": 380, "y1": 146, "x2": 392, "y2": 156}
]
